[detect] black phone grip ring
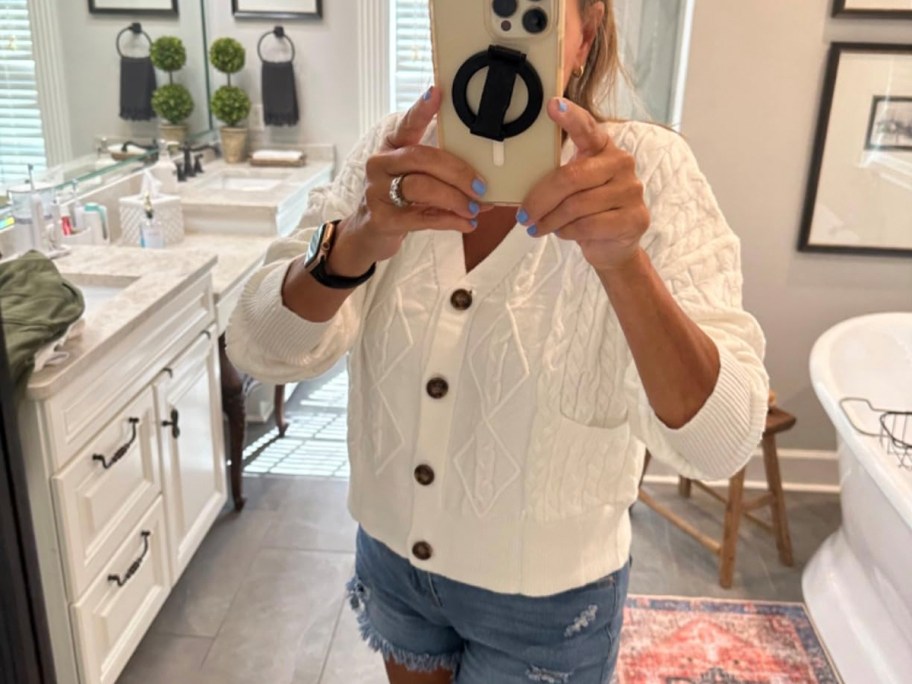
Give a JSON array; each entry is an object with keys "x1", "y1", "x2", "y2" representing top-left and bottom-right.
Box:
[{"x1": 452, "y1": 45, "x2": 544, "y2": 142}]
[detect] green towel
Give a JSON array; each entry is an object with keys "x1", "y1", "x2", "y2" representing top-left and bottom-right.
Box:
[{"x1": 0, "y1": 251, "x2": 85, "y2": 396}]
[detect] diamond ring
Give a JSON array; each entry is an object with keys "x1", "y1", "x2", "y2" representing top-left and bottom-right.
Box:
[{"x1": 389, "y1": 175, "x2": 411, "y2": 209}]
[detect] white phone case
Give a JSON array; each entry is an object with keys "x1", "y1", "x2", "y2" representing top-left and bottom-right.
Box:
[{"x1": 430, "y1": 0, "x2": 565, "y2": 205}]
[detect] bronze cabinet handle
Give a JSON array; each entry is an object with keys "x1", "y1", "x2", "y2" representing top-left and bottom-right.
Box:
[
  {"x1": 107, "y1": 531, "x2": 151, "y2": 588},
  {"x1": 92, "y1": 418, "x2": 140, "y2": 469},
  {"x1": 162, "y1": 408, "x2": 180, "y2": 439}
]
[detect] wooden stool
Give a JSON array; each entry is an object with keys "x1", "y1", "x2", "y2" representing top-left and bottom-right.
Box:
[{"x1": 637, "y1": 406, "x2": 797, "y2": 588}]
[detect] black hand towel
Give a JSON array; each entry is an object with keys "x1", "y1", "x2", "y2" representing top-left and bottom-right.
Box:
[
  {"x1": 120, "y1": 56, "x2": 157, "y2": 121},
  {"x1": 262, "y1": 60, "x2": 299, "y2": 126}
]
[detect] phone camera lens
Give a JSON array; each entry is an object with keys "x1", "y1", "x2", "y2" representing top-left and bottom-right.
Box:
[
  {"x1": 493, "y1": 0, "x2": 518, "y2": 18},
  {"x1": 522, "y1": 8, "x2": 548, "y2": 33}
]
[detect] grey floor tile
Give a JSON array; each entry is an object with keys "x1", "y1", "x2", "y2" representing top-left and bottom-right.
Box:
[
  {"x1": 200, "y1": 547, "x2": 353, "y2": 684},
  {"x1": 239, "y1": 475, "x2": 295, "y2": 512},
  {"x1": 318, "y1": 599, "x2": 388, "y2": 684},
  {"x1": 263, "y1": 477, "x2": 358, "y2": 553},
  {"x1": 152, "y1": 509, "x2": 278, "y2": 638},
  {"x1": 117, "y1": 633, "x2": 211, "y2": 684}
]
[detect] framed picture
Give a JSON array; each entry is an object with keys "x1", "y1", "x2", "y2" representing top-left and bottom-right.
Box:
[
  {"x1": 833, "y1": 0, "x2": 912, "y2": 19},
  {"x1": 799, "y1": 43, "x2": 912, "y2": 257},
  {"x1": 88, "y1": 0, "x2": 178, "y2": 15},
  {"x1": 232, "y1": 0, "x2": 322, "y2": 20}
]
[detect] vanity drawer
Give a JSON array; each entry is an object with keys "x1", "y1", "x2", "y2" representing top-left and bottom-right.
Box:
[
  {"x1": 52, "y1": 387, "x2": 161, "y2": 599},
  {"x1": 70, "y1": 497, "x2": 170, "y2": 684}
]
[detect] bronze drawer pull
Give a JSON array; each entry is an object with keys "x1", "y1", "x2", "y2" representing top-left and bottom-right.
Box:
[
  {"x1": 92, "y1": 418, "x2": 140, "y2": 469},
  {"x1": 107, "y1": 531, "x2": 151, "y2": 588}
]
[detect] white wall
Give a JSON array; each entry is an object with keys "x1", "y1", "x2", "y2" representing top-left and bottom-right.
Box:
[
  {"x1": 55, "y1": 1, "x2": 210, "y2": 157},
  {"x1": 680, "y1": 0, "x2": 912, "y2": 450},
  {"x1": 207, "y1": 0, "x2": 361, "y2": 162}
]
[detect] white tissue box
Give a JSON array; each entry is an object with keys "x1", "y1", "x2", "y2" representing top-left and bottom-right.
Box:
[{"x1": 118, "y1": 194, "x2": 185, "y2": 246}]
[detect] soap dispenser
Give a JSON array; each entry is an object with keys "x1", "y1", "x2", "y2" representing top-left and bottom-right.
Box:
[
  {"x1": 150, "y1": 140, "x2": 179, "y2": 194},
  {"x1": 139, "y1": 192, "x2": 165, "y2": 249}
]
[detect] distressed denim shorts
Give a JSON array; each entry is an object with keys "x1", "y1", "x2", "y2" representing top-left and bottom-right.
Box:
[{"x1": 347, "y1": 527, "x2": 629, "y2": 684}]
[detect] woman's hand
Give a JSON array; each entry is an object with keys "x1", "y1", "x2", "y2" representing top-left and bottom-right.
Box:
[
  {"x1": 515, "y1": 98, "x2": 650, "y2": 273},
  {"x1": 335, "y1": 87, "x2": 488, "y2": 270}
]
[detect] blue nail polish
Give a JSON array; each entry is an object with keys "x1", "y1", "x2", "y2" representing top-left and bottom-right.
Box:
[
  {"x1": 557, "y1": 99, "x2": 569, "y2": 113},
  {"x1": 469, "y1": 201, "x2": 480, "y2": 216},
  {"x1": 527, "y1": 225, "x2": 538, "y2": 236},
  {"x1": 472, "y1": 179, "x2": 487, "y2": 196},
  {"x1": 422, "y1": 86, "x2": 433, "y2": 101},
  {"x1": 470, "y1": 219, "x2": 478, "y2": 229},
  {"x1": 516, "y1": 208, "x2": 529, "y2": 224}
]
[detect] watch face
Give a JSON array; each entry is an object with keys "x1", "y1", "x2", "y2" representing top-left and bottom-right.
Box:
[{"x1": 304, "y1": 224, "x2": 329, "y2": 269}]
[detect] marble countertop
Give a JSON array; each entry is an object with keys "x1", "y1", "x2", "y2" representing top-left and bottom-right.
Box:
[
  {"x1": 26, "y1": 246, "x2": 217, "y2": 399},
  {"x1": 166, "y1": 233, "x2": 275, "y2": 299}
]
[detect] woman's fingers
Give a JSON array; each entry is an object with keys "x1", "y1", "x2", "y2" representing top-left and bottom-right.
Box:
[
  {"x1": 533, "y1": 181, "x2": 643, "y2": 237},
  {"x1": 399, "y1": 173, "x2": 482, "y2": 220},
  {"x1": 552, "y1": 206, "x2": 650, "y2": 243},
  {"x1": 375, "y1": 202, "x2": 477, "y2": 234},
  {"x1": 383, "y1": 86, "x2": 443, "y2": 151},
  {"x1": 382, "y1": 145, "x2": 487, "y2": 202},
  {"x1": 518, "y1": 155, "x2": 619, "y2": 227},
  {"x1": 547, "y1": 97, "x2": 610, "y2": 157}
]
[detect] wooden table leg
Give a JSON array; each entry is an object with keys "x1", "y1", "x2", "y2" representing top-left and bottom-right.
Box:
[
  {"x1": 719, "y1": 468, "x2": 746, "y2": 588},
  {"x1": 218, "y1": 334, "x2": 246, "y2": 512},
  {"x1": 274, "y1": 384, "x2": 288, "y2": 438},
  {"x1": 762, "y1": 433, "x2": 794, "y2": 567}
]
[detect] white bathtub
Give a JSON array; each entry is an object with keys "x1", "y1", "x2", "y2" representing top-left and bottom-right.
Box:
[{"x1": 804, "y1": 312, "x2": 912, "y2": 684}]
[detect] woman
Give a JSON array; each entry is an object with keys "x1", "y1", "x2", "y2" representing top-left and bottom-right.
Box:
[{"x1": 227, "y1": 1, "x2": 769, "y2": 682}]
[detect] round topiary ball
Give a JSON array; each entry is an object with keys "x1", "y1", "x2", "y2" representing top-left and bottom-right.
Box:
[
  {"x1": 152, "y1": 83, "x2": 195, "y2": 124},
  {"x1": 150, "y1": 36, "x2": 187, "y2": 73},
  {"x1": 211, "y1": 85, "x2": 251, "y2": 128},
  {"x1": 209, "y1": 37, "x2": 245, "y2": 75}
]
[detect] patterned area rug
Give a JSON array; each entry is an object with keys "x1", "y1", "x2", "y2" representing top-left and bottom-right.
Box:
[{"x1": 615, "y1": 596, "x2": 839, "y2": 683}]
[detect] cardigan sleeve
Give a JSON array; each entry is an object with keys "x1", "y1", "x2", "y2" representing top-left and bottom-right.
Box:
[
  {"x1": 225, "y1": 114, "x2": 401, "y2": 384},
  {"x1": 623, "y1": 131, "x2": 770, "y2": 481}
]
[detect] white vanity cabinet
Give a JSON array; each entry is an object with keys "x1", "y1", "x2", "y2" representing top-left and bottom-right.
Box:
[{"x1": 19, "y1": 262, "x2": 227, "y2": 684}]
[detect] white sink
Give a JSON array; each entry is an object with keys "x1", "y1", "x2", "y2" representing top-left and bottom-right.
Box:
[
  {"x1": 64, "y1": 276, "x2": 135, "y2": 315},
  {"x1": 178, "y1": 160, "x2": 333, "y2": 237}
]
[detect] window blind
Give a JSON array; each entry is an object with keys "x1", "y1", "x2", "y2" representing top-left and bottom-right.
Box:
[
  {"x1": 388, "y1": 0, "x2": 689, "y2": 124},
  {"x1": 390, "y1": 0, "x2": 433, "y2": 113},
  {"x1": 0, "y1": 0, "x2": 48, "y2": 188}
]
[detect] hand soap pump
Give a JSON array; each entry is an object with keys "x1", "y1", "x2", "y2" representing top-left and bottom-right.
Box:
[
  {"x1": 150, "y1": 139, "x2": 179, "y2": 194},
  {"x1": 139, "y1": 192, "x2": 165, "y2": 249}
]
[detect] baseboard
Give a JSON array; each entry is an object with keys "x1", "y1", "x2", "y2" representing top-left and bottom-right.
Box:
[{"x1": 643, "y1": 448, "x2": 840, "y2": 494}]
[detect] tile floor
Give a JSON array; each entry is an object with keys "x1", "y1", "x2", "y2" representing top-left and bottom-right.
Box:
[{"x1": 117, "y1": 371, "x2": 842, "y2": 684}]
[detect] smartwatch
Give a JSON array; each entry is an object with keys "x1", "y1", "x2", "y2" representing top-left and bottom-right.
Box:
[{"x1": 303, "y1": 219, "x2": 376, "y2": 290}]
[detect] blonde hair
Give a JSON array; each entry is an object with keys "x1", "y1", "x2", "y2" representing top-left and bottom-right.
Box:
[{"x1": 566, "y1": 0, "x2": 627, "y2": 121}]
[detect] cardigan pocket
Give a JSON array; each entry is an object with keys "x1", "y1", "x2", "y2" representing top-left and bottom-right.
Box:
[{"x1": 526, "y1": 412, "x2": 637, "y2": 522}]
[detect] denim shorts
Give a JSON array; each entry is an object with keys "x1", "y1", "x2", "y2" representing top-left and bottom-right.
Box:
[{"x1": 347, "y1": 527, "x2": 629, "y2": 684}]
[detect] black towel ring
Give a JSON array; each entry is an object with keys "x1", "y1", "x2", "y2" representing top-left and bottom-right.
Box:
[
  {"x1": 116, "y1": 22, "x2": 152, "y2": 59},
  {"x1": 257, "y1": 25, "x2": 296, "y2": 63}
]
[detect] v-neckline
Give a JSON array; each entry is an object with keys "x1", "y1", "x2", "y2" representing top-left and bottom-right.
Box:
[{"x1": 433, "y1": 223, "x2": 536, "y2": 300}]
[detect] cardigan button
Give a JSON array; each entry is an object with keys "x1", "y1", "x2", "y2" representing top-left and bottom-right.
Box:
[
  {"x1": 426, "y1": 377, "x2": 449, "y2": 399},
  {"x1": 412, "y1": 541, "x2": 433, "y2": 561},
  {"x1": 414, "y1": 464, "x2": 435, "y2": 486},
  {"x1": 450, "y1": 289, "x2": 473, "y2": 311}
]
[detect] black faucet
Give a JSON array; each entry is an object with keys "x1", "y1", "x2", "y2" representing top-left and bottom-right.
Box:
[{"x1": 178, "y1": 142, "x2": 221, "y2": 181}]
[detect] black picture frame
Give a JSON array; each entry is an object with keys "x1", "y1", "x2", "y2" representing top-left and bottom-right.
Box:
[
  {"x1": 799, "y1": 42, "x2": 912, "y2": 258},
  {"x1": 865, "y1": 96, "x2": 912, "y2": 151},
  {"x1": 88, "y1": 0, "x2": 179, "y2": 16},
  {"x1": 832, "y1": 0, "x2": 912, "y2": 19},
  {"x1": 232, "y1": 0, "x2": 323, "y2": 20}
]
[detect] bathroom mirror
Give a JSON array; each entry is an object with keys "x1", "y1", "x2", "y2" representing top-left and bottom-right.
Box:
[{"x1": 0, "y1": 0, "x2": 212, "y2": 202}]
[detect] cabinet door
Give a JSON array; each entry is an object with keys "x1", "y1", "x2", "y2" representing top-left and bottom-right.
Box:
[{"x1": 154, "y1": 329, "x2": 226, "y2": 581}]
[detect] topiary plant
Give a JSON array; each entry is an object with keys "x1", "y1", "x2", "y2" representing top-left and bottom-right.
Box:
[
  {"x1": 152, "y1": 83, "x2": 194, "y2": 124},
  {"x1": 209, "y1": 37, "x2": 245, "y2": 85},
  {"x1": 150, "y1": 36, "x2": 187, "y2": 84},
  {"x1": 211, "y1": 85, "x2": 251, "y2": 128}
]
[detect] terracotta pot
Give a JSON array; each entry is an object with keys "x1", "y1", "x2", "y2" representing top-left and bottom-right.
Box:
[
  {"x1": 220, "y1": 126, "x2": 248, "y2": 164},
  {"x1": 159, "y1": 123, "x2": 188, "y2": 144}
]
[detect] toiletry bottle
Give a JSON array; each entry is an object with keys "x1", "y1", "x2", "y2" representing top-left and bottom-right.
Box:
[
  {"x1": 139, "y1": 192, "x2": 165, "y2": 249},
  {"x1": 150, "y1": 140, "x2": 179, "y2": 194},
  {"x1": 29, "y1": 193, "x2": 47, "y2": 252}
]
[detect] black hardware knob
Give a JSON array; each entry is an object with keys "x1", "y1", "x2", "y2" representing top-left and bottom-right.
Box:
[{"x1": 162, "y1": 408, "x2": 180, "y2": 439}]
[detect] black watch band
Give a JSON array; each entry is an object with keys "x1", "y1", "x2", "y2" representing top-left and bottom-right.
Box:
[
  {"x1": 305, "y1": 220, "x2": 376, "y2": 290},
  {"x1": 310, "y1": 256, "x2": 376, "y2": 290}
]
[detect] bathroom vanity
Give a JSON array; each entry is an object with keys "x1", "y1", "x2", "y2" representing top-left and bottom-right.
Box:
[{"x1": 18, "y1": 247, "x2": 225, "y2": 684}]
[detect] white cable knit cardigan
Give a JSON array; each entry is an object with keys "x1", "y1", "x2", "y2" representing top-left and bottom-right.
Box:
[{"x1": 227, "y1": 115, "x2": 769, "y2": 597}]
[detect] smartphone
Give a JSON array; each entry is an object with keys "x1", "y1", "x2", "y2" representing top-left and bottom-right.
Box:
[{"x1": 430, "y1": 0, "x2": 565, "y2": 205}]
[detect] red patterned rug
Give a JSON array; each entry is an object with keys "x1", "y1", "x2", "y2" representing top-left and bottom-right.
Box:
[{"x1": 615, "y1": 596, "x2": 840, "y2": 684}]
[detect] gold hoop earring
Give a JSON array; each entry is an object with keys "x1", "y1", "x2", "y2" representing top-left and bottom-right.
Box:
[{"x1": 573, "y1": 65, "x2": 585, "y2": 79}]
